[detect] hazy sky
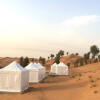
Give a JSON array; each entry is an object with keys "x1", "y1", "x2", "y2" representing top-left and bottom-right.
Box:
[{"x1": 0, "y1": 0, "x2": 100, "y2": 58}]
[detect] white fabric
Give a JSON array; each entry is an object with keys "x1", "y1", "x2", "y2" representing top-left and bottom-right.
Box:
[
  {"x1": 25, "y1": 62, "x2": 46, "y2": 83},
  {"x1": 0, "y1": 61, "x2": 29, "y2": 92},
  {"x1": 50, "y1": 63, "x2": 58, "y2": 74},
  {"x1": 1, "y1": 61, "x2": 26, "y2": 71},
  {"x1": 25, "y1": 63, "x2": 38, "y2": 70},
  {"x1": 37, "y1": 63, "x2": 46, "y2": 79},
  {"x1": 50, "y1": 62, "x2": 69, "y2": 75}
]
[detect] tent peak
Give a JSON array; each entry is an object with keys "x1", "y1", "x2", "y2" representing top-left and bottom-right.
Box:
[{"x1": 1, "y1": 61, "x2": 26, "y2": 71}]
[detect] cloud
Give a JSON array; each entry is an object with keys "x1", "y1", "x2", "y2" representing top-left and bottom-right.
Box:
[{"x1": 62, "y1": 15, "x2": 99, "y2": 27}]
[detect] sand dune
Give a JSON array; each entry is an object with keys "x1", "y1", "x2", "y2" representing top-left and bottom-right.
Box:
[{"x1": 1, "y1": 62, "x2": 100, "y2": 100}]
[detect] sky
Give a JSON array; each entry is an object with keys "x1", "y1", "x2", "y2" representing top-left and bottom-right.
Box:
[{"x1": 0, "y1": 0, "x2": 100, "y2": 58}]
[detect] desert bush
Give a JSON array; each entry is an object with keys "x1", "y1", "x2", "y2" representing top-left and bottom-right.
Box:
[
  {"x1": 79, "y1": 58, "x2": 84, "y2": 66},
  {"x1": 70, "y1": 75, "x2": 75, "y2": 78},
  {"x1": 90, "y1": 79, "x2": 95, "y2": 83},
  {"x1": 94, "y1": 90, "x2": 98, "y2": 94},
  {"x1": 98, "y1": 55, "x2": 100, "y2": 61},
  {"x1": 97, "y1": 78, "x2": 100, "y2": 80},
  {"x1": 93, "y1": 58, "x2": 98, "y2": 63},
  {"x1": 79, "y1": 73, "x2": 82, "y2": 77},
  {"x1": 92, "y1": 84, "x2": 97, "y2": 87},
  {"x1": 88, "y1": 76, "x2": 92, "y2": 79},
  {"x1": 67, "y1": 63, "x2": 70, "y2": 67}
]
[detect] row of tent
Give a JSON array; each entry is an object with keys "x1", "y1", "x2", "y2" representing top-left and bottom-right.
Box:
[
  {"x1": 0, "y1": 61, "x2": 46, "y2": 92},
  {"x1": 0, "y1": 61, "x2": 69, "y2": 93}
]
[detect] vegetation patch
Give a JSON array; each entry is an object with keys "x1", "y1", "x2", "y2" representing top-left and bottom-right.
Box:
[{"x1": 94, "y1": 90, "x2": 98, "y2": 94}]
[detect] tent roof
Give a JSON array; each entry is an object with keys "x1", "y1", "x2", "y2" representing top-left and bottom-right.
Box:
[
  {"x1": 37, "y1": 63, "x2": 45, "y2": 69},
  {"x1": 52, "y1": 63, "x2": 58, "y2": 66},
  {"x1": 58, "y1": 62, "x2": 68, "y2": 70},
  {"x1": 25, "y1": 62, "x2": 43, "y2": 70},
  {"x1": 0, "y1": 61, "x2": 26, "y2": 71},
  {"x1": 58, "y1": 62, "x2": 67, "y2": 66},
  {"x1": 52, "y1": 62, "x2": 68, "y2": 68}
]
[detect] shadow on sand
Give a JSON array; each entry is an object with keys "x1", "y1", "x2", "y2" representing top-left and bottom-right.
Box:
[{"x1": 24, "y1": 80, "x2": 88, "y2": 94}]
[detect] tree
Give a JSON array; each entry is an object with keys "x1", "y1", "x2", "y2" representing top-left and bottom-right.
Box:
[
  {"x1": 75, "y1": 53, "x2": 79, "y2": 56},
  {"x1": 67, "y1": 63, "x2": 70, "y2": 67},
  {"x1": 87, "y1": 52, "x2": 90, "y2": 59},
  {"x1": 31, "y1": 58, "x2": 34, "y2": 62},
  {"x1": 66, "y1": 52, "x2": 69, "y2": 55},
  {"x1": 39, "y1": 56, "x2": 46, "y2": 65},
  {"x1": 41, "y1": 58, "x2": 46, "y2": 65},
  {"x1": 39, "y1": 56, "x2": 42, "y2": 62},
  {"x1": 94, "y1": 58, "x2": 98, "y2": 63},
  {"x1": 79, "y1": 58, "x2": 84, "y2": 66},
  {"x1": 48, "y1": 57, "x2": 50, "y2": 60},
  {"x1": 83, "y1": 52, "x2": 90, "y2": 64},
  {"x1": 55, "y1": 53, "x2": 60, "y2": 64},
  {"x1": 90, "y1": 45, "x2": 99, "y2": 59},
  {"x1": 84, "y1": 54, "x2": 88, "y2": 64},
  {"x1": 74, "y1": 59, "x2": 79, "y2": 67},
  {"x1": 50, "y1": 54, "x2": 54, "y2": 59},
  {"x1": 58, "y1": 50, "x2": 64, "y2": 57},
  {"x1": 19, "y1": 56, "x2": 24, "y2": 66},
  {"x1": 98, "y1": 55, "x2": 100, "y2": 61},
  {"x1": 23, "y1": 57, "x2": 29, "y2": 67}
]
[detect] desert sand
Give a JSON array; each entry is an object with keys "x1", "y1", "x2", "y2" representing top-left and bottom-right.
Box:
[{"x1": 1, "y1": 62, "x2": 100, "y2": 100}]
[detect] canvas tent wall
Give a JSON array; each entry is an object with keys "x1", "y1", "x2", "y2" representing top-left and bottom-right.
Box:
[
  {"x1": 56, "y1": 62, "x2": 68, "y2": 75},
  {"x1": 50, "y1": 62, "x2": 69, "y2": 75},
  {"x1": 50, "y1": 63, "x2": 58, "y2": 74},
  {"x1": 25, "y1": 63, "x2": 46, "y2": 83},
  {"x1": 0, "y1": 61, "x2": 29, "y2": 92},
  {"x1": 37, "y1": 63, "x2": 46, "y2": 78}
]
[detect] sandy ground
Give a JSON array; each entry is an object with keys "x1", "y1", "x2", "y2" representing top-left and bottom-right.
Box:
[{"x1": 1, "y1": 62, "x2": 100, "y2": 100}]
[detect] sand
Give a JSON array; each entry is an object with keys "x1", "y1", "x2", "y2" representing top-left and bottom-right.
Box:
[{"x1": 1, "y1": 62, "x2": 100, "y2": 100}]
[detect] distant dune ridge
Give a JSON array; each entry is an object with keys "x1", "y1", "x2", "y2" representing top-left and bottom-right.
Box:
[
  {"x1": 46, "y1": 54, "x2": 82, "y2": 69},
  {"x1": 0, "y1": 54, "x2": 82, "y2": 69}
]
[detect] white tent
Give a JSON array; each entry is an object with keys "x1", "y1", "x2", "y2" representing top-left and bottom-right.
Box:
[
  {"x1": 0, "y1": 61, "x2": 29, "y2": 92},
  {"x1": 37, "y1": 63, "x2": 46, "y2": 79},
  {"x1": 25, "y1": 62, "x2": 46, "y2": 83},
  {"x1": 50, "y1": 62, "x2": 69, "y2": 75},
  {"x1": 50, "y1": 63, "x2": 58, "y2": 74}
]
